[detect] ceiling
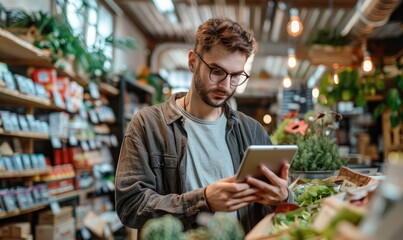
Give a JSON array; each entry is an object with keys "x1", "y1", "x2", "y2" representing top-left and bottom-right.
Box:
[{"x1": 114, "y1": 0, "x2": 403, "y2": 97}]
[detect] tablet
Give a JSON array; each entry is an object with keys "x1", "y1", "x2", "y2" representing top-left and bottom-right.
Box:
[{"x1": 235, "y1": 145, "x2": 298, "y2": 182}]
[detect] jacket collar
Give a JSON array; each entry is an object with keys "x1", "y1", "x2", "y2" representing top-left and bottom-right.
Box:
[{"x1": 163, "y1": 92, "x2": 239, "y2": 125}]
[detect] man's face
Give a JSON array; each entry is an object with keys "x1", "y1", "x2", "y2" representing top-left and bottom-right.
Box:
[{"x1": 193, "y1": 46, "x2": 247, "y2": 108}]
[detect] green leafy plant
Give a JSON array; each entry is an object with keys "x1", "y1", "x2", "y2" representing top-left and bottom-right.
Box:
[
  {"x1": 5, "y1": 7, "x2": 137, "y2": 79},
  {"x1": 271, "y1": 111, "x2": 346, "y2": 171},
  {"x1": 293, "y1": 184, "x2": 337, "y2": 206},
  {"x1": 309, "y1": 28, "x2": 352, "y2": 47},
  {"x1": 373, "y1": 72, "x2": 403, "y2": 128},
  {"x1": 318, "y1": 68, "x2": 362, "y2": 107},
  {"x1": 141, "y1": 214, "x2": 244, "y2": 240}
]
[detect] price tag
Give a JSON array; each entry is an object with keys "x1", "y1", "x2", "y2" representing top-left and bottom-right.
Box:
[
  {"x1": 89, "y1": 140, "x2": 96, "y2": 150},
  {"x1": 65, "y1": 96, "x2": 75, "y2": 113},
  {"x1": 110, "y1": 135, "x2": 119, "y2": 147},
  {"x1": 89, "y1": 110, "x2": 99, "y2": 124},
  {"x1": 53, "y1": 91, "x2": 65, "y2": 109},
  {"x1": 89, "y1": 81, "x2": 100, "y2": 99},
  {"x1": 50, "y1": 137, "x2": 63, "y2": 149},
  {"x1": 50, "y1": 200, "x2": 61, "y2": 214},
  {"x1": 69, "y1": 134, "x2": 78, "y2": 146},
  {"x1": 79, "y1": 105, "x2": 87, "y2": 119},
  {"x1": 80, "y1": 227, "x2": 92, "y2": 240},
  {"x1": 80, "y1": 140, "x2": 90, "y2": 151},
  {"x1": 339, "y1": 179, "x2": 357, "y2": 192}
]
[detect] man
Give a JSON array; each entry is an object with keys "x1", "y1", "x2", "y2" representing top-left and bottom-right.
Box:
[{"x1": 115, "y1": 17, "x2": 291, "y2": 233}]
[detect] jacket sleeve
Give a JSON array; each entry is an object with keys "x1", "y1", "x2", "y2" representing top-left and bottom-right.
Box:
[{"x1": 114, "y1": 117, "x2": 210, "y2": 230}]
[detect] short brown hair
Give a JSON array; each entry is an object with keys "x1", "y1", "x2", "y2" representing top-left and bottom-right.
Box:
[{"x1": 194, "y1": 18, "x2": 258, "y2": 58}]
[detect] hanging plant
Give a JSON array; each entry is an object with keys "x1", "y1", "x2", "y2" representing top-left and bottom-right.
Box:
[
  {"x1": 373, "y1": 73, "x2": 403, "y2": 128},
  {"x1": 308, "y1": 28, "x2": 352, "y2": 47},
  {"x1": 318, "y1": 68, "x2": 365, "y2": 107}
]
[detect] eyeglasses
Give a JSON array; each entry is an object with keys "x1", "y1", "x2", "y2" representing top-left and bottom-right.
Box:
[{"x1": 195, "y1": 52, "x2": 249, "y2": 87}]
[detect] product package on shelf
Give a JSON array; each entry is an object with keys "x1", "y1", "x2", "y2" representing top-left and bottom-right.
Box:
[{"x1": 38, "y1": 164, "x2": 76, "y2": 196}]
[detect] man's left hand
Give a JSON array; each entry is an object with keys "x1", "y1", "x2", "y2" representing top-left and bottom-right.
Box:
[{"x1": 245, "y1": 163, "x2": 290, "y2": 206}]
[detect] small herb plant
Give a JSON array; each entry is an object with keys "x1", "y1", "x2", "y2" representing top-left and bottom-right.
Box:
[{"x1": 271, "y1": 111, "x2": 347, "y2": 171}]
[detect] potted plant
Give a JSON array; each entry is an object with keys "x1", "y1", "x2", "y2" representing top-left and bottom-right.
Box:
[
  {"x1": 4, "y1": 7, "x2": 137, "y2": 81},
  {"x1": 271, "y1": 111, "x2": 347, "y2": 180},
  {"x1": 307, "y1": 28, "x2": 357, "y2": 66}
]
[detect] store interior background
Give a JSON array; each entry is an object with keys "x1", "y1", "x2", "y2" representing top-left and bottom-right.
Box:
[{"x1": 0, "y1": 0, "x2": 402, "y2": 239}]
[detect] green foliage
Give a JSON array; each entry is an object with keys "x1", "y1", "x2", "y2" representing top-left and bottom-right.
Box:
[
  {"x1": 373, "y1": 73, "x2": 403, "y2": 128},
  {"x1": 270, "y1": 119, "x2": 295, "y2": 145},
  {"x1": 141, "y1": 214, "x2": 244, "y2": 240},
  {"x1": 309, "y1": 28, "x2": 352, "y2": 47},
  {"x1": 274, "y1": 207, "x2": 362, "y2": 240},
  {"x1": 141, "y1": 215, "x2": 185, "y2": 240},
  {"x1": 321, "y1": 208, "x2": 363, "y2": 239},
  {"x1": 293, "y1": 184, "x2": 337, "y2": 206},
  {"x1": 291, "y1": 133, "x2": 346, "y2": 171},
  {"x1": 5, "y1": 7, "x2": 137, "y2": 79},
  {"x1": 319, "y1": 68, "x2": 366, "y2": 107},
  {"x1": 271, "y1": 112, "x2": 347, "y2": 172}
]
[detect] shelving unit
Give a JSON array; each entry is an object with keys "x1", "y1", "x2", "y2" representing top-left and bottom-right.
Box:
[
  {"x1": 0, "y1": 28, "x2": 89, "y2": 88},
  {"x1": 0, "y1": 168, "x2": 50, "y2": 178},
  {"x1": 0, "y1": 189, "x2": 85, "y2": 220},
  {"x1": 0, "y1": 28, "x2": 121, "y2": 239},
  {"x1": 0, "y1": 130, "x2": 49, "y2": 140},
  {"x1": 109, "y1": 75, "x2": 155, "y2": 165}
]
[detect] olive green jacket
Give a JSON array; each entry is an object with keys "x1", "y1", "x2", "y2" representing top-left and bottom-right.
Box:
[{"x1": 115, "y1": 92, "x2": 287, "y2": 233}]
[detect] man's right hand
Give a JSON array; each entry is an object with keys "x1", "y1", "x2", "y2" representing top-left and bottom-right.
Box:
[{"x1": 205, "y1": 176, "x2": 260, "y2": 212}]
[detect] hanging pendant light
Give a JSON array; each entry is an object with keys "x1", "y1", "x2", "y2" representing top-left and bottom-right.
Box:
[
  {"x1": 362, "y1": 51, "x2": 373, "y2": 73},
  {"x1": 287, "y1": 48, "x2": 297, "y2": 69},
  {"x1": 287, "y1": 8, "x2": 303, "y2": 37},
  {"x1": 282, "y1": 75, "x2": 292, "y2": 88}
]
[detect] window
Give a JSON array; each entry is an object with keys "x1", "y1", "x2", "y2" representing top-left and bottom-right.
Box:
[
  {"x1": 56, "y1": 0, "x2": 114, "y2": 71},
  {"x1": 56, "y1": 0, "x2": 113, "y2": 49}
]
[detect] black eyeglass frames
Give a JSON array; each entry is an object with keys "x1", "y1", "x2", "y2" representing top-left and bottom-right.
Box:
[{"x1": 195, "y1": 52, "x2": 249, "y2": 87}]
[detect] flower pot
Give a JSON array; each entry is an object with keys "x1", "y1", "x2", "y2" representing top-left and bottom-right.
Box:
[
  {"x1": 308, "y1": 44, "x2": 357, "y2": 67},
  {"x1": 290, "y1": 170, "x2": 335, "y2": 181}
]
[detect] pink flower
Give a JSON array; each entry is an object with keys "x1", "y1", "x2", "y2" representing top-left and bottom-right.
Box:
[{"x1": 285, "y1": 120, "x2": 309, "y2": 135}]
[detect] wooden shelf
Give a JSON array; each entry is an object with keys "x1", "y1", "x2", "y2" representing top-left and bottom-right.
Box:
[
  {"x1": 49, "y1": 190, "x2": 80, "y2": 202},
  {"x1": 0, "y1": 203, "x2": 48, "y2": 220},
  {"x1": 100, "y1": 82, "x2": 119, "y2": 96},
  {"x1": 0, "y1": 28, "x2": 89, "y2": 87},
  {"x1": 0, "y1": 168, "x2": 50, "y2": 178},
  {"x1": 0, "y1": 130, "x2": 50, "y2": 140},
  {"x1": 0, "y1": 87, "x2": 51, "y2": 108},
  {"x1": 36, "y1": 175, "x2": 76, "y2": 183},
  {"x1": 0, "y1": 190, "x2": 80, "y2": 220},
  {"x1": 126, "y1": 78, "x2": 155, "y2": 95},
  {"x1": 0, "y1": 87, "x2": 70, "y2": 112},
  {"x1": 0, "y1": 28, "x2": 50, "y2": 64}
]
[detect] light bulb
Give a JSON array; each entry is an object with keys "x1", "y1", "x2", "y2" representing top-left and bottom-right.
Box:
[
  {"x1": 312, "y1": 87, "x2": 319, "y2": 98},
  {"x1": 282, "y1": 75, "x2": 292, "y2": 88},
  {"x1": 362, "y1": 54, "x2": 373, "y2": 72},
  {"x1": 288, "y1": 49, "x2": 297, "y2": 69},
  {"x1": 333, "y1": 73, "x2": 339, "y2": 84},
  {"x1": 263, "y1": 114, "x2": 272, "y2": 124},
  {"x1": 287, "y1": 8, "x2": 303, "y2": 37}
]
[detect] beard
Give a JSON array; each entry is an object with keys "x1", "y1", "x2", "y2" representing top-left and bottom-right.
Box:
[{"x1": 193, "y1": 69, "x2": 236, "y2": 108}]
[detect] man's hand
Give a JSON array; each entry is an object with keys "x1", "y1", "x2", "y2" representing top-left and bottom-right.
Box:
[
  {"x1": 205, "y1": 176, "x2": 260, "y2": 212},
  {"x1": 246, "y1": 163, "x2": 290, "y2": 206}
]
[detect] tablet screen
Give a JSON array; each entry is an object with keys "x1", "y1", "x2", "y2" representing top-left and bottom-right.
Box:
[{"x1": 235, "y1": 145, "x2": 298, "y2": 182}]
